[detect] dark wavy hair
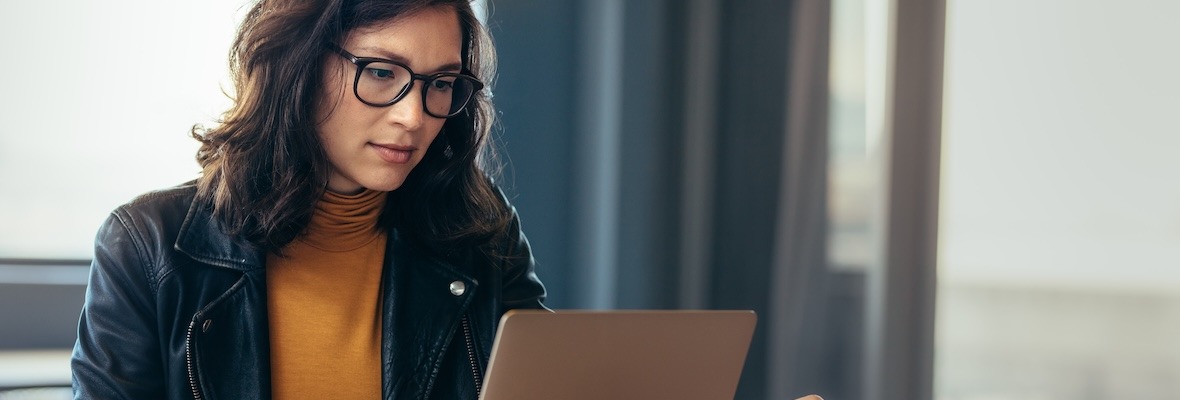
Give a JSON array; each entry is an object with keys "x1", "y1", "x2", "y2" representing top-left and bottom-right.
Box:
[{"x1": 192, "y1": 0, "x2": 510, "y2": 256}]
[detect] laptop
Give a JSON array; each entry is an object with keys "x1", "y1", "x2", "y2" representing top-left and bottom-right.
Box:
[{"x1": 479, "y1": 310, "x2": 757, "y2": 400}]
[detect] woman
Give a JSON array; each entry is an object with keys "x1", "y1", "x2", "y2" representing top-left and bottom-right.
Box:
[{"x1": 70, "y1": 0, "x2": 546, "y2": 398}]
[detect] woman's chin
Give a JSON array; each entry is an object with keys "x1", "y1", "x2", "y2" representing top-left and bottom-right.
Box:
[{"x1": 364, "y1": 175, "x2": 409, "y2": 193}]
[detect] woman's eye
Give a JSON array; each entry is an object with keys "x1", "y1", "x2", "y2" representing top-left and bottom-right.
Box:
[
  {"x1": 366, "y1": 68, "x2": 395, "y2": 79},
  {"x1": 430, "y1": 79, "x2": 454, "y2": 91}
]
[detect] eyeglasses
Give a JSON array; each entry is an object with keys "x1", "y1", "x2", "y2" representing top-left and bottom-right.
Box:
[{"x1": 331, "y1": 45, "x2": 484, "y2": 118}]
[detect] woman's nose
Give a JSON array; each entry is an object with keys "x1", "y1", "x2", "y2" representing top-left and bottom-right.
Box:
[{"x1": 386, "y1": 82, "x2": 427, "y2": 130}]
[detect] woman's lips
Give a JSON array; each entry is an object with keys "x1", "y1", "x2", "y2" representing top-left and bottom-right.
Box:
[{"x1": 369, "y1": 143, "x2": 415, "y2": 164}]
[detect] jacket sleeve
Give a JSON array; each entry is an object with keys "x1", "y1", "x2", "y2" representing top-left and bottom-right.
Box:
[
  {"x1": 72, "y1": 210, "x2": 166, "y2": 399},
  {"x1": 498, "y1": 202, "x2": 549, "y2": 311}
]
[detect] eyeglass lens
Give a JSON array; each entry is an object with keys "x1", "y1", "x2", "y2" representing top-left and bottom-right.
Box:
[{"x1": 356, "y1": 61, "x2": 476, "y2": 117}]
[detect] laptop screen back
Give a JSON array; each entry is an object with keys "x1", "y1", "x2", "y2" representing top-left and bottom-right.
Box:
[{"x1": 479, "y1": 310, "x2": 757, "y2": 400}]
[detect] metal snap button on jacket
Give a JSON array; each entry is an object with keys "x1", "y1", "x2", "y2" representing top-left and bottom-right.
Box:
[
  {"x1": 202, "y1": 319, "x2": 213, "y2": 332},
  {"x1": 449, "y1": 281, "x2": 466, "y2": 296}
]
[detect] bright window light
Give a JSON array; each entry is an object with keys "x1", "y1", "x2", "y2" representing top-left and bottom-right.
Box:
[{"x1": 0, "y1": 1, "x2": 245, "y2": 259}]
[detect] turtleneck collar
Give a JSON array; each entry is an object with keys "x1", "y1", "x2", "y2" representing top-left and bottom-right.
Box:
[{"x1": 299, "y1": 189, "x2": 388, "y2": 252}]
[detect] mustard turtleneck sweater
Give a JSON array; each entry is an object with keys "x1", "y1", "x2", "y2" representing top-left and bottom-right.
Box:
[{"x1": 266, "y1": 189, "x2": 388, "y2": 399}]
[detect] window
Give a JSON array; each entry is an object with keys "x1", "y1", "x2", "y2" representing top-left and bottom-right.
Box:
[
  {"x1": 0, "y1": 1, "x2": 244, "y2": 259},
  {"x1": 936, "y1": 1, "x2": 1180, "y2": 398}
]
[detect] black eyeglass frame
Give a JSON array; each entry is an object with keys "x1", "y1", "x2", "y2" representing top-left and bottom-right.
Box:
[{"x1": 330, "y1": 45, "x2": 485, "y2": 118}]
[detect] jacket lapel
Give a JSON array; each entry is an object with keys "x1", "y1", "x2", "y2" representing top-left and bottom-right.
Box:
[{"x1": 172, "y1": 196, "x2": 271, "y2": 399}]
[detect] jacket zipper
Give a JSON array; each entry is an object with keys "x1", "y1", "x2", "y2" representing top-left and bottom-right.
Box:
[
  {"x1": 185, "y1": 319, "x2": 205, "y2": 400},
  {"x1": 461, "y1": 315, "x2": 482, "y2": 399}
]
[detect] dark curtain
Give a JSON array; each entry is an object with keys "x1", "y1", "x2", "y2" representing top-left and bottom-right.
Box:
[{"x1": 489, "y1": 0, "x2": 859, "y2": 398}]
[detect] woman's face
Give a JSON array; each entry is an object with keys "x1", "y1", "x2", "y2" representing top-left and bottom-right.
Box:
[{"x1": 316, "y1": 6, "x2": 462, "y2": 194}]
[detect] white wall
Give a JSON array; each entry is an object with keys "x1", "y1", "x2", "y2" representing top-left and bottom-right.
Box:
[
  {"x1": 937, "y1": 1, "x2": 1180, "y2": 399},
  {"x1": 0, "y1": 1, "x2": 244, "y2": 259},
  {"x1": 940, "y1": 0, "x2": 1180, "y2": 292}
]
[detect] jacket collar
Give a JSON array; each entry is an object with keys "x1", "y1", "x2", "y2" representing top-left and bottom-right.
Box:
[{"x1": 174, "y1": 196, "x2": 265, "y2": 271}]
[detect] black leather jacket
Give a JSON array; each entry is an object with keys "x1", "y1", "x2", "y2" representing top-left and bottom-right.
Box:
[{"x1": 71, "y1": 183, "x2": 547, "y2": 399}]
